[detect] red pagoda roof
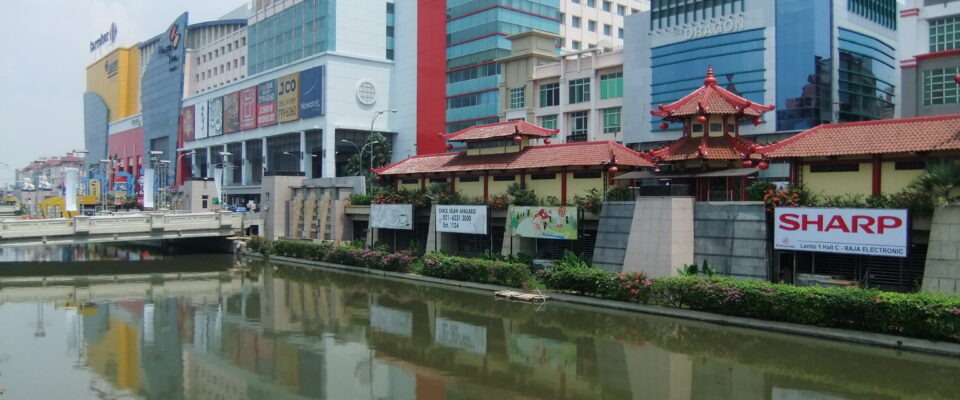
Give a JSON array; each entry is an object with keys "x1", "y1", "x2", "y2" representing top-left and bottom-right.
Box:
[
  {"x1": 651, "y1": 66, "x2": 774, "y2": 122},
  {"x1": 445, "y1": 120, "x2": 558, "y2": 142},
  {"x1": 761, "y1": 114, "x2": 960, "y2": 158},
  {"x1": 374, "y1": 141, "x2": 652, "y2": 176},
  {"x1": 648, "y1": 134, "x2": 763, "y2": 162}
]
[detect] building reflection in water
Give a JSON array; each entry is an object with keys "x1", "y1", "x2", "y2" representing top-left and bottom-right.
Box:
[{"x1": 14, "y1": 262, "x2": 959, "y2": 400}]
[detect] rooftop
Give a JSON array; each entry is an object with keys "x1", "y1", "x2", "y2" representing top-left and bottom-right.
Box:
[
  {"x1": 651, "y1": 66, "x2": 774, "y2": 122},
  {"x1": 444, "y1": 120, "x2": 558, "y2": 142}
]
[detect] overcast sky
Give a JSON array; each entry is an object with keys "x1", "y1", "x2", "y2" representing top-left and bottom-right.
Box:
[{"x1": 0, "y1": 0, "x2": 245, "y2": 187}]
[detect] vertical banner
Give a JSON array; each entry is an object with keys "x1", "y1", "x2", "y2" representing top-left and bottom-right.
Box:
[
  {"x1": 181, "y1": 105, "x2": 195, "y2": 142},
  {"x1": 196, "y1": 101, "x2": 208, "y2": 139},
  {"x1": 208, "y1": 97, "x2": 223, "y2": 136},
  {"x1": 299, "y1": 65, "x2": 324, "y2": 119},
  {"x1": 213, "y1": 167, "x2": 223, "y2": 204},
  {"x1": 277, "y1": 72, "x2": 300, "y2": 123},
  {"x1": 142, "y1": 168, "x2": 155, "y2": 209},
  {"x1": 509, "y1": 206, "x2": 578, "y2": 239},
  {"x1": 257, "y1": 80, "x2": 277, "y2": 126},
  {"x1": 65, "y1": 168, "x2": 79, "y2": 212},
  {"x1": 239, "y1": 86, "x2": 258, "y2": 130},
  {"x1": 223, "y1": 91, "x2": 239, "y2": 133}
]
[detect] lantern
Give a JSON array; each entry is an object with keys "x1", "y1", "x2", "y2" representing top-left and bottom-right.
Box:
[
  {"x1": 544, "y1": 139, "x2": 551, "y2": 145},
  {"x1": 654, "y1": 167, "x2": 661, "y2": 173},
  {"x1": 752, "y1": 117, "x2": 763, "y2": 126},
  {"x1": 742, "y1": 160, "x2": 754, "y2": 168},
  {"x1": 513, "y1": 135, "x2": 523, "y2": 143},
  {"x1": 446, "y1": 143, "x2": 453, "y2": 150},
  {"x1": 607, "y1": 165, "x2": 619, "y2": 174},
  {"x1": 659, "y1": 122, "x2": 669, "y2": 130},
  {"x1": 757, "y1": 161, "x2": 769, "y2": 170},
  {"x1": 437, "y1": 132, "x2": 444, "y2": 138},
  {"x1": 697, "y1": 115, "x2": 708, "y2": 124},
  {"x1": 955, "y1": 73, "x2": 960, "y2": 85},
  {"x1": 375, "y1": 175, "x2": 383, "y2": 181},
  {"x1": 748, "y1": 143, "x2": 759, "y2": 153}
]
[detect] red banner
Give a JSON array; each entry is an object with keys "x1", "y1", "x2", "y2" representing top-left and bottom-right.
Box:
[
  {"x1": 181, "y1": 105, "x2": 195, "y2": 142},
  {"x1": 257, "y1": 80, "x2": 277, "y2": 126},
  {"x1": 239, "y1": 86, "x2": 258, "y2": 130}
]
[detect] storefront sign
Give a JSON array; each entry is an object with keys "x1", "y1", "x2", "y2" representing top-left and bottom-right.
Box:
[
  {"x1": 370, "y1": 204, "x2": 413, "y2": 230},
  {"x1": 277, "y1": 72, "x2": 300, "y2": 123},
  {"x1": 223, "y1": 91, "x2": 239, "y2": 133},
  {"x1": 509, "y1": 206, "x2": 578, "y2": 240},
  {"x1": 257, "y1": 80, "x2": 277, "y2": 126},
  {"x1": 208, "y1": 97, "x2": 223, "y2": 136},
  {"x1": 435, "y1": 317, "x2": 486, "y2": 354},
  {"x1": 90, "y1": 23, "x2": 118, "y2": 52},
  {"x1": 196, "y1": 101, "x2": 208, "y2": 139},
  {"x1": 436, "y1": 205, "x2": 487, "y2": 234},
  {"x1": 181, "y1": 105, "x2": 195, "y2": 142},
  {"x1": 774, "y1": 207, "x2": 908, "y2": 258},
  {"x1": 370, "y1": 306, "x2": 413, "y2": 338},
  {"x1": 663, "y1": 16, "x2": 745, "y2": 40},
  {"x1": 239, "y1": 86, "x2": 258, "y2": 130},
  {"x1": 104, "y1": 57, "x2": 119, "y2": 77},
  {"x1": 299, "y1": 66, "x2": 325, "y2": 119}
]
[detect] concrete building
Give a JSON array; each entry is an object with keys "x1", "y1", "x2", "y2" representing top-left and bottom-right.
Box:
[
  {"x1": 183, "y1": 8, "x2": 248, "y2": 96},
  {"x1": 83, "y1": 45, "x2": 141, "y2": 174},
  {"x1": 899, "y1": 0, "x2": 960, "y2": 118},
  {"x1": 560, "y1": 0, "x2": 649, "y2": 51},
  {"x1": 624, "y1": 0, "x2": 900, "y2": 148}
]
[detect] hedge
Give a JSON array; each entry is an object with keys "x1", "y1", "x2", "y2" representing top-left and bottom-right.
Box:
[
  {"x1": 420, "y1": 253, "x2": 532, "y2": 288},
  {"x1": 268, "y1": 239, "x2": 416, "y2": 273}
]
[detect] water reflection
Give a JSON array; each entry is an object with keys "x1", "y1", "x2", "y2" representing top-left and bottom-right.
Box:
[
  {"x1": 0, "y1": 243, "x2": 165, "y2": 263},
  {"x1": 0, "y1": 261, "x2": 957, "y2": 400}
]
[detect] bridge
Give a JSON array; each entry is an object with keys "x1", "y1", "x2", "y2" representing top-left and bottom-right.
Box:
[{"x1": 0, "y1": 211, "x2": 243, "y2": 247}]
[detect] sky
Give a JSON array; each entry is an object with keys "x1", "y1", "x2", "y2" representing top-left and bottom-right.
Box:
[{"x1": 0, "y1": 0, "x2": 245, "y2": 187}]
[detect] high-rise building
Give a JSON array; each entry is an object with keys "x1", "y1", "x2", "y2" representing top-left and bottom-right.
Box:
[
  {"x1": 560, "y1": 0, "x2": 649, "y2": 51},
  {"x1": 624, "y1": 0, "x2": 899, "y2": 148},
  {"x1": 899, "y1": 0, "x2": 960, "y2": 118}
]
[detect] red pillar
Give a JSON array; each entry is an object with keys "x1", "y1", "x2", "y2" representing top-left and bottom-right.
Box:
[
  {"x1": 483, "y1": 172, "x2": 489, "y2": 201},
  {"x1": 872, "y1": 156, "x2": 882, "y2": 196},
  {"x1": 519, "y1": 169, "x2": 526, "y2": 188},
  {"x1": 560, "y1": 167, "x2": 568, "y2": 205},
  {"x1": 450, "y1": 173, "x2": 456, "y2": 192}
]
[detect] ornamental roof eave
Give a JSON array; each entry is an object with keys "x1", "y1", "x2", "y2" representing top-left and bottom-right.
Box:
[
  {"x1": 444, "y1": 120, "x2": 559, "y2": 142},
  {"x1": 650, "y1": 66, "x2": 774, "y2": 122}
]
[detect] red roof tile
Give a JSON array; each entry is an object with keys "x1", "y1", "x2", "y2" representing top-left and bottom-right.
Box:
[
  {"x1": 651, "y1": 66, "x2": 774, "y2": 122},
  {"x1": 761, "y1": 114, "x2": 960, "y2": 158},
  {"x1": 650, "y1": 135, "x2": 762, "y2": 162},
  {"x1": 445, "y1": 120, "x2": 558, "y2": 142},
  {"x1": 374, "y1": 141, "x2": 652, "y2": 176}
]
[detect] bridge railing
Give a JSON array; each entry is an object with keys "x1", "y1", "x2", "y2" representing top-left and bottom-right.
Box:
[{"x1": 0, "y1": 212, "x2": 242, "y2": 239}]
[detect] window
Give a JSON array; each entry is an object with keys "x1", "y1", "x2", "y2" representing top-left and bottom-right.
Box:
[
  {"x1": 570, "y1": 111, "x2": 588, "y2": 136},
  {"x1": 493, "y1": 175, "x2": 516, "y2": 181},
  {"x1": 540, "y1": 114, "x2": 557, "y2": 130},
  {"x1": 618, "y1": 28, "x2": 624, "y2": 39},
  {"x1": 617, "y1": 5, "x2": 625, "y2": 16},
  {"x1": 923, "y1": 67, "x2": 960, "y2": 105},
  {"x1": 195, "y1": 73, "x2": 199, "y2": 82},
  {"x1": 234, "y1": 59, "x2": 238, "y2": 68},
  {"x1": 587, "y1": 0, "x2": 596, "y2": 7},
  {"x1": 539, "y1": 83, "x2": 559, "y2": 107},
  {"x1": 429, "y1": 178, "x2": 448, "y2": 183},
  {"x1": 241, "y1": 37, "x2": 246, "y2": 46},
  {"x1": 531, "y1": 173, "x2": 556, "y2": 180},
  {"x1": 588, "y1": 20, "x2": 597, "y2": 32},
  {"x1": 602, "y1": 108, "x2": 621, "y2": 133},
  {"x1": 510, "y1": 87, "x2": 525, "y2": 109},
  {"x1": 572, "y1": 0, "x2": 579, "y2": 3},
  {"x1": 402, "y1": 178, "x2": 418, "y2": 184},
  {"x1": 600, "y1": 72, "x2": 622, "y2": 99},
  {"x1": 572, "y1": 16, "x2": 581, "y2": 28},
  {"x1": 220, "y1": 65, "x2": 224, "y2": 73},
  {"x1": 228, "y1": 43, "x2": 232, "y2": 52},
  {"x1": 197, "y1": 57, "x2": 201, "y2": 64},
  {"x1": 568, "y1": 78, "x2": 590, "y2": 103},
  {"x1": 240, "y1": 56, "x2": 245, "y2": 66},
  {"x1": 215, "y1": 49, "x2": 219, "y2": 57},
  {"x1": 573, "y1": 172, "x2": 600, "y2": 179},
  {"x1": 572, "y1": 40, "x2": 581, "y2": 50},
  {"x1": 810, "y1": 164, "x2": 860, "y2": 173},
  {"x1": 559, "y1": 12, "x2": 565, "y2": 23},
  {"x1": 226, "y1": 63, "x2": 231, "y2": 71},
  {"x1": 603, "y1": 1, "x2": 611, "y2": 12},
  {"x1": 603, "y1": 24, "x2": 611, "y2": 36},
  {"x1": 929, "y1": 16, "x2": 960, "y2": 52},
  {"x1": 459, "y1": 176, "x2": 480, "y2": 182}
]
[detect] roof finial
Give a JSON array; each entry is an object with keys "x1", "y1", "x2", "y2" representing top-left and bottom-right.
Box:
[{"x1": 704, "y1": 65, "x2": 717, "y2": 86}]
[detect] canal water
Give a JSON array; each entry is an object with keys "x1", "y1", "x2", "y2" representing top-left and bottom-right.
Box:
[{"x1": 0, "y1": 245, "x2": 958, "y2": 399}]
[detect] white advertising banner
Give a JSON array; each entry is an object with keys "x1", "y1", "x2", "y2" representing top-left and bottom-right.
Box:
[
  {"x1": 196, "y1": 101, "x2": 208, "y2": 139},
  {"x1": 64, "y1": 168, "x2": 79, "y2": 212},
  {"x1": 370, "y1": 306, "x2": 413, "y2": 338},
  {"x1": 370, "y1": 204, "x2": 413, "y2": 230},
  {"x1": 435, "y1": 317, "x2": 487, "y2": 354},
  {"x1": 213, "y1": 167, "x2": 223, "y2": 204},
  {"x1": 774, "y1": 207, "x2": 909, "y2": 258},
  {"x1": 142, "y1": 168, "x2": 155, "y2": 209},
  {"x1": 436, "y1": 205, "x2": 487, "y2": 234}
]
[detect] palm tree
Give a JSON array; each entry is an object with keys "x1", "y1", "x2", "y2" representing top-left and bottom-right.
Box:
[{"x1": 910, "y1": 160, "x2": 960, "y2": 206}]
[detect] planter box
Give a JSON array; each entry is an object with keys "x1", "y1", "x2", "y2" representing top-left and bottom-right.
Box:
[{"x1": 344, "y1": 205, "x2": 370, "y2": 215}]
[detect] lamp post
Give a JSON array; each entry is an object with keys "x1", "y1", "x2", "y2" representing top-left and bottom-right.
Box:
[
  {"x1": 149, "y1": 150, "x2": 163, "y2": 210},
  {"x1": 368, "y1": 109, "x2": 397, "y2": 171},
  {"x1": 98, "y1": 159, "x2": 111, "y2": 213},
  {"x1": 340, "y1": 139, "x2": 381, "y2": 193},
  {"x1": 218, "y1": 151, "x2": 232, "y2": 208}
]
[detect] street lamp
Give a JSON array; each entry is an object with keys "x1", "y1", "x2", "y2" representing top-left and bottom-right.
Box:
[
  {"x1": 368, "y1": 109, "x2": 397, "y2": 171},
  {"x1": 98, "y1": 159, "x2": 111, "y2": 213},
  {"x1": 217, "y1": 152, "x2": 232, "y2": 207}
]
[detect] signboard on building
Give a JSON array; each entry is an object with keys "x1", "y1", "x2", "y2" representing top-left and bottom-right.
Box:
[
  {"x1": 181, "y1": 105, "x2": 195, "y2": 142},
  {"x1": 774, "y1": 207, "x2": 909, "y2": 258},
  {"x1": 509, "y1": 206, "x2": 578, "y2": 240},
  {"x1": 299, "y1": 66, "x2": 325, "y2": 119},
  {"x1": 208, "y1": 97, "x2": 223, "y2": 136},
  {"x1": 223, "y1": 91, "x2": 239, "y2": 133},
  {"x1": 257, "y1": 80, "x2": 277, "y2": 126},
  {"x1": 89, "y1": 23, "x2": 118, "y2": 53},
  {"x1": 436, "y1": 205, "x2": 487, "y2": 234},
  {"x1": 196, "y1": 101, "x2": 208, "y2": 139},
  {"x1": 370, "y1": 204, "x2": 413, "y2": 230},
  {"x1": 435, "y1": 317, "x2": 486, "y2": 354},
  {"x1": 142, "y1": 168, "x2": 154, "y2": 209},
  {"x1": 370, "y1": 306, "x2": 413, "y2": 338},
  {"x1": 239, "y1": 86, "x2": 258, "y2": 130},
  {"x1": 277, "y1": 72, "x2": 300, "y2": 122}
]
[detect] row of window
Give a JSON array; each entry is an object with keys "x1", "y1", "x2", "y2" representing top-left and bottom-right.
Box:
[
  {"x1": 196, "y1": 57, "x2": 246, "y2": 82},
  {"x1": 923, "y1": 67, "x2": 960, "y2": 106},
  {"x1": 534, "y1": 72, "x2": 623, "y2": 108},
  {"x1": 538, "y1": 107, "x2": 622, "y2": 138},
  {"x1": 847, "y1": 0, "x2": 897, "y2": 30},
  {"x1": 930, "y1": 16, "x2": 960, "y2": 53},
  {"x1": 649, "y1": 0, "x2": 746, "y2": 31},
  {"x1": 447, "y1": 90, "x2": 499, "y2": 109},
  {"x1": 198, "y1": 36, "x2": 247, "y2": 65},
  {"x1": 570, "y1": 0, "x2": 639, "y2": 16}
]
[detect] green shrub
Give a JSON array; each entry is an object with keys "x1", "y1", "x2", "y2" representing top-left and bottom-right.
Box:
[
  {"x1": 507, "y1": 183, "x2": 538, "y2": 206},
  {"x1": 246, "y1": 236, "x2": 270, "y2": 254},
  {"x1": 348, "y1": 193, "x2": 373, "y2": 206},
  {"x1": 606, "y1": 185, "x2": 632, "y2": 201},
  {"x1": 420, "y1": 252, "x2": 531, "y2": 288},
  {"x1": 573, "y1": 188, "x2": 603, "y2": 213},
  {"x1": 539, "y1": 251, "x2": 614, "y2": 297}
]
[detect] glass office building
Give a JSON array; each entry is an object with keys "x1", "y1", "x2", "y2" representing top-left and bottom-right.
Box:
[
  {"x1": 140, "y1": 13, "x2": 189, "y2": 186},
  {"x1": 246, "y1": 0, "x2": 336, "y2": 75}
]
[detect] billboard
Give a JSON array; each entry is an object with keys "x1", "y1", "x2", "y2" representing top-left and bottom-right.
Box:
[
  {"x1": 276, "y1": 72, "x2": 300, "y2": 122},
  {"x1": 239, "y1": 86, "x2": 258, "y2": 130},
  {"x1": 774, "y1": 207, "x2": 909, "y2": 258},
  {"x1": 181, "y1": 105, "x2": 195, "y2": 142},
  {"x1": 435, "y1": 317, "x2": 486, "y2": 354},
  {"x1": 257, "y1": 80, "x2": 277, "y2": 126},
  {"x1": 223, "y1": 91, "x2": 239, "y2": 133},
  {"x1": 370, "y1": 306, "x2": 413, "y2": 338},
  {"x1": 65, "y1": 168, "x2": 79, "y2": 212},
  {"x1": 208, "y1": 97, "x2": 223, "y2": 136},
  {"x1": 196, "y1": 101, "x2": 208, "y2": 139},
  {"x1": 299, "y1": 66, "x2": 324, "y2": 119},
  {"x1": 436, "y1": 205, "x2": 487, "y2": 234},
  {"x1": 509, "y1": 206, "x2": 578, "y2": 240},
  {"x1": 370, "y1": 204, "x2": 413, "y2": 230},
  {"x1": 142, "y1": 168, "x2": 154, "y2": 209}
]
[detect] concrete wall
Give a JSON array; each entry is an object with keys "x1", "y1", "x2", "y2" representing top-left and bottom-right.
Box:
[
  {"x1": 622, "y1": 197, "x2": 694, "y2": 278},
  {"x1": 694, "y1": 202, "x2": 768, "y2": 280},
  {"x1": 260, "y1": 174, "x2": 305, "y2": 240},
  {"x1": 922, "y1": 204, "x2": 960, "y2": 295},
  {"x1": 592, "y1": 202, "x2": 636, "y2": 272}
]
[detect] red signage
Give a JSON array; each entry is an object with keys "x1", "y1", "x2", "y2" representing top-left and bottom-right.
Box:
[
  {"x1": 181, "y1": 105, "x2": 195, "y2": 142},
  {"x1": 257, "y1": 80, "x2": 277, "y2": 126},
  {"x1": 239, "y1": 86, "x2": 258, "y2": 130},
  {"x1": 774, "y1": 207, "x2": 909, "y2": 257}
]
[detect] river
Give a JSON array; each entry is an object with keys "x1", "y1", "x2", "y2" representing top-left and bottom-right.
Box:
[{"x1": 0, "y1": 244, "x2": 957, "y2": 399}]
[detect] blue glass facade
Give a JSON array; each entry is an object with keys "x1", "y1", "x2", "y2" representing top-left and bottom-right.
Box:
[
  {"x1": 649, "y1": 28, "x2": 766, "y2": 131},
  {"x1": 445, "y1": 0, "x2": 560, "y2": 132},
  {"x1": 140, "y1": 13, "x2": 188, "y2": 187},
  {"x1": 837, "y1": 28, "x2": 896, "y2": 121},
  {"x1": 775, "y1": 0, "x2": 833, "y2": 131},
  {"x1": 247, "y1": 0, "x2": 336, "y2": 76},
  {"x1": 83, "y1": 92, "x2": 109, "y2": 171}
]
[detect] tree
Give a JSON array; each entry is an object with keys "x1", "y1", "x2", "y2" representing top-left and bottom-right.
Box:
[
  {"x1": 910, "y1": 160, "x2": 960, "y2": 206},
  {"x1": 346, "y1": 132, "x2": 392, "y2": 190}
]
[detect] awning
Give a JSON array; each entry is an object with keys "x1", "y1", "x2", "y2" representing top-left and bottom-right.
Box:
[{"x1": 614, "y1": 168, "x2": 759, "y2": 180}]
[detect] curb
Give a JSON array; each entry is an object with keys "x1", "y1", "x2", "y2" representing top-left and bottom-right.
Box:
[{"x1": 244, "y1": 252, "x2": 960, "y2": 358}]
